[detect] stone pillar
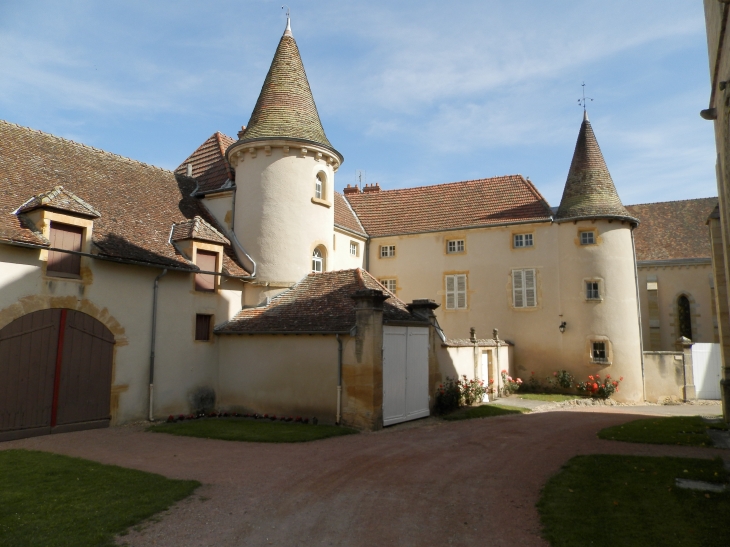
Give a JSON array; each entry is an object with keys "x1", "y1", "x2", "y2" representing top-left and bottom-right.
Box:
[
  {"x1": 341, "y1": 289, "x2": 387, "y2": 430},
  {"x1": 676, "y1": 336, "x2": 696, "y2": 401}
]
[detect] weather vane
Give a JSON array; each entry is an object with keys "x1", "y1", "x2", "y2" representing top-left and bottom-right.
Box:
[
  {"x1": 578, "y1": 82, "x2": 593, "y2": 112},
  {"x1": 282, "y1": 5, "x2": 290, "y2": 19}
]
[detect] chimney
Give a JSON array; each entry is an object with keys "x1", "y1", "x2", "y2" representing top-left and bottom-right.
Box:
[
  {"x1": 237, "y1": 125, "x2": 246, "y2": 139},
  {"x1": 363, "y1": 183, "x2": 381, "y2": 193},
  {"x1": 343, "y1": 183, "x2": 360, "y2": 195},
  {"x1": 186, "y1": 163, "x2": 193, "y2": 177}
]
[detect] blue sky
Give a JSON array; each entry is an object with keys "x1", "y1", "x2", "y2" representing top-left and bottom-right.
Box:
[{"x1": 0, "y1": 0, "x2": 717, "y2": 207}]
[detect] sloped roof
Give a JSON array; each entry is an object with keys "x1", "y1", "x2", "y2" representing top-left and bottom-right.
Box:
[
  {"x1": 345, "y1": 176, "x2": 552, "y2": 238},
  {"x1": 171, "y1": 216, "x2": 230, "y2": 245},
  {"x1": 216, "y1": 268, "x2": 418, "y2": 334},
  {"x1": 174, "y1": 132, "x2": 235, "y2": 195},
  {"x1": 234, "y1": 26, "x2": 339, "y2": 158},
  {"x1": 626, "y1": 197, "x2": 717, "y2": 261},
  {"x1": 555, "y1": 113, "x2": 636, "y2": 224},
  {"x1": 334, "y1": 192, "x2": 367, "y2": 237},
  {"x1": 0, "y1": 120, "x2": 247, "y2": 276},
  {"x1": 17, "y1": 185, "x2": 101, "y2": 218}
]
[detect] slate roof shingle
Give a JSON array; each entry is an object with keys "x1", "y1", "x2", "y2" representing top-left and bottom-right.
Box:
[
  {"x1": 174, "y1": 132, "x2": 236, "y2": 195},
  {"x1": 216, "y1": 268, "x2": 419, "y2": 334},
  {"x1": 556, "y1": 114, "x2": 636, "y2": 223},
  {"x1": 0, "y1": 120, "x2": 248, "y2": 276},
  {"x1": 334, "y1": 192, "x2": 367, "y2": 237},
  {"x1": 17, "y1": 185, "x2": 101, "y2": 218},
  {"x1": 626, "y1": 197, "x2": 718, "y2": 261},
  {"x1": 345, "y1": 176, "x2": 552, "y2": 238},
  {"x1": 170, "y1": 216, "x2": 230, "y2": 245},
  {"x1": 234, "y1": 30, "x2": 339, "y2": 158}
]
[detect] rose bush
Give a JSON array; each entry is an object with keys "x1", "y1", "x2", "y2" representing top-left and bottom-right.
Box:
[{"x1": 576, "y1": 373, "x2": 622, "y2": 399}]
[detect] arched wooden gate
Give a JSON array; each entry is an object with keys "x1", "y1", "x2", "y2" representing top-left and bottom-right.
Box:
[{"x1": 0, "y1": 309, "x2": 115, "y2": 441}]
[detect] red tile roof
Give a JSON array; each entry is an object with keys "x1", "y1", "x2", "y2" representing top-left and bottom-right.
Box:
[
  {"x1": 216, "y1": 268, "x2": 418, "y2": 334},
  {"x1": 0, "y1": 120, "x2": 247, "y2": 276},
  {"x1": 17, "y1": 185, "x2": 101, "y2": 218},
  {"x1": 345, "y1": 176, "x2": 552, "y2": 237},
  {"x1": 626, "y1": 198, "x2": 717, "y2": 261},
  {"x1": 174, "y1": 132, "x2": 236, "y2": 195},
  {"x1": 171, "y1": 216, "x2": 229, "y2": 245},
  {"x1": 334, "y1": 192, "x2": 367, "y2": 236}
]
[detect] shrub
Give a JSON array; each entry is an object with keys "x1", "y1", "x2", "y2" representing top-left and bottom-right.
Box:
[
  {"x1": 576, "y1": 373, "x2": 622, "y2": 399},
  {"x1": 459, "y1": 376, "x2": 488, "y2": 406},
  {"x1": 546, "y1": 369, "x2": 575, "y2": 392},
  {"x1": 500, "y1": 370, "x2": 522, "y2": 396},
  {"x1": 519, "y1": 371, "x2": 542, "y2": 393},
  {"x1": 434, "y1": 377, "x2": 461, "y2": 414}
]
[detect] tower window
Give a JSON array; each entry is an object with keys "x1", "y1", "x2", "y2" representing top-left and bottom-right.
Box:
[
  {"x1": 579, "y1": 231, "x2": 596, "y2": 245},
  {"x1": 315, "y1": 172, "x2": 325, "y2": 200},
  {"x1": 586, "y1": 281, "x2": 600, "y2": 300},
  {"x1": 591, "y1": 341, "x2": 608, "y2": 363},
  {"x1": 312, "y1": 247, "x2": 324, "y2": 273},
  {"x1": 513, "y1": 233, "x2": 533, "y2": 248}
]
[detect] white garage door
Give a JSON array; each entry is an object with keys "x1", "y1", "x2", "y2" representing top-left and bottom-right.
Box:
[
  {"x1": 692, "y1": 343, "x2": 722, "y2": 400},
  {"x1": 383, "y1": 326, "x2": 430, "y2": 426}
]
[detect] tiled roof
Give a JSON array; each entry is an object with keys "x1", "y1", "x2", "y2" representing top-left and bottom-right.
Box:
[
  {"x1": 171, "y1": 216, "x2": 230, "y2": 245},
  {"x1": 334, "y1": 192, "x2": 367, "y2": 237},
  {"x1": 626, "y1": 197, "x2": 717, "y2": 261},
  {"x1": 17, "y1": 185, "x2": 101, "y2": 218},
  {"x1": 234, "y1": 29, "x2": 339, "y2": 157},
  {"x1": 556, "y1": 113, "x2": 636, "y2": 223},
  {"x1": 216, "y1": 268, "x2": 418, "y2": 334},
  {"x1": 174, "y1": 132, "x2": 235, "y2": 195},
  {"x1": 0, "y1": 120, "x2": 247, "y2": 276},
  {"x1": 345, "y1": 176, "x2": 552, "y2": 237}
]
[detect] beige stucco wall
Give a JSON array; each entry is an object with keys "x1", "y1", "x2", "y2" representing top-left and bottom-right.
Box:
[
  {"x1": 230, "y1": 141, "x2": 338, "y2": 285},
  {"x1": 366, "y1": 219, "x2": 644, "y2": 401},
  {"x1": 200, "y1": 191, "x2": 234, "y2": 232},
  {"x1": 330, "y1": 228, "x2": 367, "y2": 271},
  {"x1": 637, "y1": 263, "x2": 715, "y2": 350},
  {"x1": 0, "y1": 244, "x2": 243, "y2": 425},
  {"x1": 643, "y1": 351, "x2": 685, "y2": 403}
]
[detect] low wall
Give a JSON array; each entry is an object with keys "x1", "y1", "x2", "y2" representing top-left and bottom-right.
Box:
[{"x1": 643, "y1": 351, "x2": 685, "y2": 402}]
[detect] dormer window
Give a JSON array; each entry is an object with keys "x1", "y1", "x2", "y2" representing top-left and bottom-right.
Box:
[
  {"x1": 47, "y1": 222, "x2": 83, "y2": 278},
  {"x1": 195, "y1": 250, "x2": 217, "y2": 292}
]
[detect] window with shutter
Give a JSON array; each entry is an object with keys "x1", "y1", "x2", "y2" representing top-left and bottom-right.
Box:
[
  {"x1": 445, "y1": 274, "x2": 467, "y2": 309},
  {"x1": 47, "y1": 222, "x2": 83, "y2": 278},
  {"x1": 512, "y1": 269, "x2": 537, "y2": 308},
  {"x1": 195, "y1": 250, "x2": 217, "y2": 292},
  {"x1": 195, "y1": 314, "x2": 212, "y2": 341}
]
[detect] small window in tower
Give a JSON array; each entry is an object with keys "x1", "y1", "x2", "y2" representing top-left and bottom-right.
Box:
[
  {"x1": 586, "y1": 281, "x2": 600, "y2": 300},
  {"x1": 446, "y1": 239, "x2": 465, "y2": 254},
  {"x1": 513, "y1": 233, "x2": 534, "y2": 248},
  {"x1": 312, "y1": 247, "x2": 324, "y2": 273},
  {"x1": 591, "y1": 341, "x2": 608, "y2": 364},
  {"x1": 579, "y1": 231, "x2": 596, "y2": 245},
  {"x1": 315, "y1": 172, "x2": 325, "y2": 200}
]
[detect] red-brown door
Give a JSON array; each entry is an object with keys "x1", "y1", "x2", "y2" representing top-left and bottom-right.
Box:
[{"x1": 0, "y1": 309, "x2": 115, "y2": 441}]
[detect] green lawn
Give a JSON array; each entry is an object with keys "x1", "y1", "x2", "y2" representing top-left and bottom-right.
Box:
[
  {"x1": 598, "y1": 416, "x2": 728, "y2": 447},
  {"x1": 538, "y1": 455, "x2": 730, "y2": 547},
  {"x1": 442, "y1": 403, "x2": 529, "y2": 421},
  {"x1": 0, "y1": 449, "x2": 198, "y2": 547},
  {"x1": 518, "y1": 393, "x2": 583, "y2": 402},
  {"x1": 149, "y1": 418, "x2": 358, "y2": 442}
]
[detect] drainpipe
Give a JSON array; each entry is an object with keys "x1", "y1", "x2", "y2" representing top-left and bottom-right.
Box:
[
  {"x1": 336, "y1": 334, "x2": 343, "y2": 425},
  {"x1": 149, "y1": 269, "x2": 168, "y2": 421}
]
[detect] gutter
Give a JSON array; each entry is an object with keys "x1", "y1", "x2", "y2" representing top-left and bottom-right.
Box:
[
  {"x1": 148, "y1": 269, "x2": 167, "y2": 421},
  {"x1": 637, "y1": 258, "x2": 712, "y2": 268},
  {"x1": 366, "y1": 217, "x2": 552, "y2": 239},
  {"x1": 1, "y1": 240, "x2": 254, "y2": 280}
]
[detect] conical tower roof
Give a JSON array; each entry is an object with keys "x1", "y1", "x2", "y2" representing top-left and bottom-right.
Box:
[
  {"x1": 236, "y1": 20, "x2": 341, "y2": 160},
  {"x1": 555, "y1": 112, "x2": 636, "y2": 224}
]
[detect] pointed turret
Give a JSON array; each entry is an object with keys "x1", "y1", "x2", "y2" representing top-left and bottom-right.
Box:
[
  {"x1": 555, "y1": 112, "x2": 636, "y2": 224},
  {"x1": 235, "y1": 18, "x2": 341, "y2": 160}
]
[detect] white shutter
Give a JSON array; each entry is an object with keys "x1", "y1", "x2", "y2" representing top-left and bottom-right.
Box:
[
  {"x1": 512, "y1": 270, "x2": 524, "y2": 308},
  {"x1": 456, "y1": 274, "x2": 467, "y2": 309},
  {"x1": 446, "y1": 275, "x2": 455, "y2": 309},
  {"x1": 525, "y1": 269, "x2": 536, "y2": 307}
]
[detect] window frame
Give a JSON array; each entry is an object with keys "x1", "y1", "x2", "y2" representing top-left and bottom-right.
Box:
[
  {"x1": 380, "y1": 278, "x2": 397, "y2": 294},
  {"x1": 579, "y1": 230, "x2": 596, "y2": 246},
  {"x1": 349, "y1": 240, "x2": 359, "y2": 257},
  {"x1": 195, "y1": 314, "x2": 213, "y2": 342},
  {"x1": 312, "y1": 247, "x2": 325, "y2": 273},
  {"x1": 591, "y1": 341, "x2": 608, "y2": 364},
  {"x1": 513, "y1": 233, "x2": 534, "y2": 249},
  {"x1": 446, "y1": 239, "x2": 465, "y2": 254},
  {"x1": 194, "y1": 249, "x2": 218, "y2": 292},
  {"x1": 315, "y1": 172, "x2": 323, "y2": 200},
  {"x1": 585, "y1": 280, "x2": 601, "y2": 301},
  {"x1": 512, "y1": 268, "x2": 537, "y2": 308},
  {"x1": 445, "y1": 273, "x2": 468, "y2": 310},
  {"x1": 380, "y1": 245, "x2": 396, "y2": 258},
  {"x1": 46, "y1": 221, "x2": 84, "y2": 279}
]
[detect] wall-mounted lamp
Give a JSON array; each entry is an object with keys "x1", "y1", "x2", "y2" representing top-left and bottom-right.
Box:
[
  {"x1": 700, "y1": 108, "x2": 718, "y2": 121},
  {"x1": 559, "y1": 321, "x2": 567, "y2": 333}
]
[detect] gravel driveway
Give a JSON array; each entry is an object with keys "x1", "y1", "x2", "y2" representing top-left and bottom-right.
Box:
[{"x1": 2, "y1": 409, "x2": 727, "y2": 547}]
